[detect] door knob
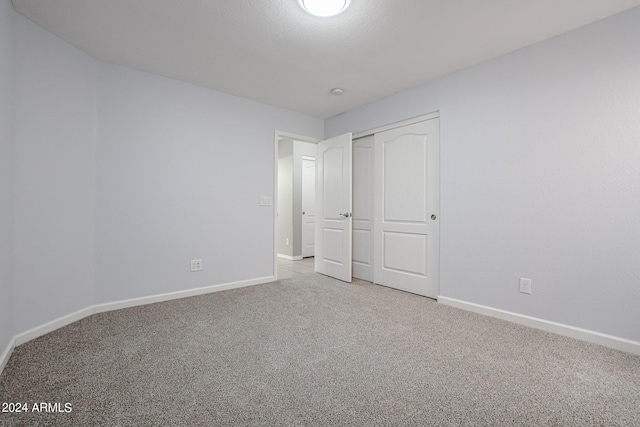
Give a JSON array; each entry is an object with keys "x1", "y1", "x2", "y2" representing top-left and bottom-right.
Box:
[
  {"x1": 302, "y1": 212, "x2": 306, "y2": 215},
  {"x1": 339, "y1": 213, "x2": 351, "y2": 218},
  {"x1": 431, "y1": 214, "x2": 437, "y2": 220}
]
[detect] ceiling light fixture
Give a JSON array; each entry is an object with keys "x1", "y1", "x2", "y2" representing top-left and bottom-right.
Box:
[
  {"x1": 330, "y1": 88, "x2": 344, "y2": 96},
  {"x1": 300, "y1": 0, "x2": 350, "y2": 17}
]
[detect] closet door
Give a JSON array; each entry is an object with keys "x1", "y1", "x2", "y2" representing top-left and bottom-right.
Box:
[
  {"x1": 373, "y1": 118, "x2": 439, "y2": 298},
  {"x1": 352, "y1": 135, "x2": 374, "y2": 281}
]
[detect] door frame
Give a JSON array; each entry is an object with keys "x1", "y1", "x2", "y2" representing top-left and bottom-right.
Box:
[
  {"x1": 274, "y1": 130, "x2": 320, "y2": 279},
  {"x1": 353, "y1": 112, "x2": 440, "y2": 139}
]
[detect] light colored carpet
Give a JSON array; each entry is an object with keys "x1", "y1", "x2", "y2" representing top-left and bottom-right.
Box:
[{"x1": 1, "y1": 274, "x2": 639, "y2": 426}]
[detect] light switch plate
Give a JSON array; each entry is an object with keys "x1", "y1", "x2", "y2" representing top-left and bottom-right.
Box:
[{"x1": 260, "y1": 196, "x2": 272, "y2": 206}]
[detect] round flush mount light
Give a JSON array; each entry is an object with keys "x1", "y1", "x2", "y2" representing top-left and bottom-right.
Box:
[
  {"x1": 330, "y1": 88, "x2": 344, "y2": 96},
  {"x1": 300, "y1": 0, "x2": 350, "y2": 17}
]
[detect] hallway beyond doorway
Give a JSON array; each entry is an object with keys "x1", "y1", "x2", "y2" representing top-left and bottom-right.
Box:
[{"x1": 277, "y1": 257, "x2": 315, "y2": 280}]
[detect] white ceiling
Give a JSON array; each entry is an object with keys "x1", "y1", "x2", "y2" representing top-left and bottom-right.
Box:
[{"x1": 12, "y1": 0, "x2": 640, "y2": 118}]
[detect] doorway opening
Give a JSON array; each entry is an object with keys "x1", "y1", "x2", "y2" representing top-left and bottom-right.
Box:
[{"x1": 274, "y1": 131, "x2": 319, "y2": 280}]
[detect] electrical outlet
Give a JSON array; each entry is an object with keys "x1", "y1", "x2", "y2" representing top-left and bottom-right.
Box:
[
  {"x1": 285, "y1": 238, "x2": 289, "y2": 246},
  {"x1": 519, "y1": 278, "x2": 531, "y2": 294},
  {"x1": 190, "y1": 259, "x2": 202, "y2": 272}
]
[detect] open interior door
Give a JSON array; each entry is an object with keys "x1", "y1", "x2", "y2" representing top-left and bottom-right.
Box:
[{"x1": 315, "y1": 133, "x2": 353, "y2": 282}]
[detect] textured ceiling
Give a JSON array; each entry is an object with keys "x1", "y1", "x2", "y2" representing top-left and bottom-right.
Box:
[{"x1": 12, "y1": 0, "x2": 640, "y2": 118}]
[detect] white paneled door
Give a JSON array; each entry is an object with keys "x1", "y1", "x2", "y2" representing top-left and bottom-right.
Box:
[
  {"x1": 352, "y1": 135, "x2": 374, "y2": 282},
  {"x1": 315, "y1": 133, "x2": 353, "y2": 282},
  {"x1": 301, "y1": 157, "x2": 316, "y2": 258},
  {"x1": 374, "y1": 118, "x2": 439, "y2": 298}
]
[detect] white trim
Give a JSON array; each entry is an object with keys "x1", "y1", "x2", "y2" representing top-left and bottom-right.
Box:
[
  {"x1": 92, "y1": 276, "x2": 275, "y2": 315},
  {"x1": 276, "y1": 131, "x2": 320, "y2": 144},
  {"x1": 277, "y1": 253, "x2": 303, "y2": 261},
  {"x1": 274, "y1": 131, "x2": 279, "y2": 282},
  {"x1": 15, "y1": 306, "x2": 95, "y2": 346},
  {"x1": 352, "y1": 112, "x2": 440, "y2": 139},
  {"x1": 438, "y1": 296, "x2": 640, "y2": 355},
  {"x1": 1, "y1": 276, "x2": 275, "y2": 374},
  {"x1": 0, "y1": 336, "x2": 15, "y2": 375}
]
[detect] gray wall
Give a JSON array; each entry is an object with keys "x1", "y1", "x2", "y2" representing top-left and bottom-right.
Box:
[
  {"x1": 13, "y1": 15, "x2": 97, "y2": 333},
  {"x1": 94, "y1": 62, "x2": 323, "y2": 302},
  {"x1": 0, "y1": 0, "x2": 15, "y2": 356},
  {"x1": 326, "y1": 7, "x2": 640, "y2": 342},
  {"x1": 3, "y1": 9, "x2": 323, "y2": 349},
  {"x1": 277, "y1": 139, "x2": 294, "y2": 257}
]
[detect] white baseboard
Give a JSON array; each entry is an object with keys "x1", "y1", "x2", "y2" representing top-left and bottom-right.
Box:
[
  {"x1": 1, "y1": 275, "x2": 276, "y2": 375},
  {"x1": 15, "y1": 306, "x2": 95, "y2": 346},
  {"x1": 92, "y1": 276, "x2": 275, "y2": 314},
  {"x1": 5, "y1": 281, "x2": 636, "y2": 376},
  {"x1": 0, "y1": 336, "x2": 16, "y2": 375},
  {"x1": 438, "y1": 296, "x2": 640, "y2": 355},
  {"x1": 277, "y1": 254, "x2": 303, "y2": 261}
]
